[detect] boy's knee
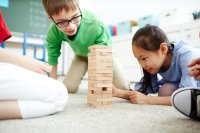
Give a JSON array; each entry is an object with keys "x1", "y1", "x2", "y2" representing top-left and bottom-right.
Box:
[{"x1": 63, "y1": 81, "x2": 79, "y2": 93}]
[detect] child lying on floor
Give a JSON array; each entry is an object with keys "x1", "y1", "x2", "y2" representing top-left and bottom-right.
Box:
[{"x1": 113, "y1": 25, "x2": 200, "y2": 106}]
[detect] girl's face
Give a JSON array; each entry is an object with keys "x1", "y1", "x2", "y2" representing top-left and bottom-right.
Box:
[
  {"x1": 132, "y1": 44, "x2": 167, "y2": 74},
  {"x1": 51, "y1": 8, "x2": 81, "y2": 36}
]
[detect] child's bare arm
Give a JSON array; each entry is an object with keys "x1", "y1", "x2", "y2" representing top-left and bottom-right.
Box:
[
  {"x1": 129, "y1": 91, "x2": 171, "y2": 105},
  {"x1": 112, "y1": 86, "x2": 130, "y2": 100},
  {"x1": 0, "y1": 48, "x2": 51, "y2": 75},
  {"x1": 50, "y1": 65, "x2": 58, "y2": 79}
]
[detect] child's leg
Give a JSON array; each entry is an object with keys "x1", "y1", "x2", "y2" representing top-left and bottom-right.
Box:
[
  {"x1": 158, "y1": 83, "x2": 178, "y2": 96},
  {"x1": 0, "y1": 101, "x2": 21, "y2": 119},
  {"x1": 113, "y1": 57, "x2": 129, "y2": 90},
  {"x1": 63, "y1": 55, "x2": 88, "y2": 93},
  {"x1": 0, "y1": 62, "x2": 68, "y2": 119}
]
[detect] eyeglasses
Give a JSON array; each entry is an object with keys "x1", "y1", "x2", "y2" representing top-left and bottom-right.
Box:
[{"x1": 51, "y1": 10, "x2": 82, "y2": 28}]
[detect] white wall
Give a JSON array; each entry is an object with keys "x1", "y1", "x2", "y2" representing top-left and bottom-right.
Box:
[{"x1": 79, "y1": 0, "x2": 200, "y2": 25}]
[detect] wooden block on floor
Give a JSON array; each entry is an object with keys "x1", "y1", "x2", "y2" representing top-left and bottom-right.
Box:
[
  {"x1": 88, "y1": 103, "x2": 112, "y2": 108},
  {"x1": 88, "y1": 87, "x2": 112, "y2": 94},
  {"x1": 88, "y1": 44, "x2": 113, "y2": 108},
  {"x1": 87, "y1": 93, "x2": 112, "y2": 108}
]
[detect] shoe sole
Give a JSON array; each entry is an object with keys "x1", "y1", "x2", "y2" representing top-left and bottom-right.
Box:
[
  {"x1": 172, "y1": 87, "x2": 200, "y2": 121},
  {"x1": 197, "y1": 95, "x2": 200, "y2": 117}
]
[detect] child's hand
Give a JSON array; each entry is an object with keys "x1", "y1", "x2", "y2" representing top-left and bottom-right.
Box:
[
  {"x1": 129, "y1": 90, "x2": 148, "y2": 104},
  {"x1": 188, "y1": 58, "x2": 200, "y2": 80},
  {"x1": 112, "y1": 85, "x2": 118, "y2": 97},
  {"x1": 21, "y1": 56, "x2": 52, "y2": 75}
]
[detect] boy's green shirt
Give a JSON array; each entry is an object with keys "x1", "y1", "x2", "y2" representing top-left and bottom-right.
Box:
[{"x1": 46, "y1": 9, "x2": 112, "y2": 65}]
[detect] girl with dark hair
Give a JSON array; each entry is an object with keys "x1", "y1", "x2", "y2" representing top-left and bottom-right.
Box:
[{"x1": 113, "y1": 25, "x2": 200, "y2": 105}]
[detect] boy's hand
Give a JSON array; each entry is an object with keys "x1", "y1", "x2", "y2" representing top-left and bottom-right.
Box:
[
  {"x1": 129, "y1": 90, "x2": 148, "y2": 104},
  {"x1": 188, "y1": 58, "x2": 200, "y2": 80}
]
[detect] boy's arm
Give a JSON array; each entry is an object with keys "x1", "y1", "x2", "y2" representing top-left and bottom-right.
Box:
[{"x1": 50, "y1": 65, "x2": 58, "y2": 79}]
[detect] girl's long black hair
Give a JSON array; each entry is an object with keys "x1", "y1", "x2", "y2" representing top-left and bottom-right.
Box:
[{"x1": 132, "y1": 25, "x2": 174, "y2": 94}]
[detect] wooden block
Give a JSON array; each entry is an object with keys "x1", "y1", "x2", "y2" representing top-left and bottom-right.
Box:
[
  {"x1": 87, "y1": 45, "x2": 113, "y2": 108},
  {"x1": 88, "y1": 104, "x2": 112, "y2": 108},
  {"x1": 88, "y1": 66, "x2": 112, "y2": 70},
  {"x1": 89, "y1": 83, "x2": 113, "y2": 88},
  {"x1": 88, "y1": 96, "x2": 110, "y2": 102},
  {"x1": 195, "y1": 64, "x2": 200, "y2": 69},
  {"x1": 88, "y1": 87, "x2": 112, "y2": 95},
  {"x1": 88, "y1": 55, "x2": 112, "y2": 61},
  {"x1": 88, "y1": 62, "x2": 112, "y2": 67},
  {"x1": 101, "y1": 60, "x2": 112, "y2": 63},
  {"x1": 88, "y1": 69, "x2": 112, "y2": 74},
  {"x1": 88, "y1": 50, "x2": 106, "y2": 56},
  {"x1": 88, "y1": 88, "x2": 102, "y2": 94},
  {"x1": 88, "y1": 93, "x2": 111, "y2": 98},
  {"x1": 88, "y1": 52, "x2": 101, "y2": 56},
  {"x1": 87, "y1": 96, "x2": 112, "y2": 108},
  {"x1": 101, "y1": 52, "x2": 112, "y2": 56},
  {"x1": 88, "y1": 80, "x2": 112, "y2": 84},
  {"x1": 89, "y1": 49, "x2": 112, "y2": 53},
  {"x1": 88, "y1": 87, "x2": 112, "y2": 94},
  {"x1": 88, "y1": 59, "x2": 101, "y2": 64},
  {"x1": 88, "y1": 45, "x2": 109, "y2": 50},
  {"x1": 88, "y1": 73, "x2": 113, "y2": 77},
  {"x1": 88, "y1": 76, "x2": 113, "y2": 81}
]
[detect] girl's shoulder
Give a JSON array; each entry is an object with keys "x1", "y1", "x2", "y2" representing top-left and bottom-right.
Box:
[{"x1": 173, "y1": 41, "x2": 200, "y2": 54}]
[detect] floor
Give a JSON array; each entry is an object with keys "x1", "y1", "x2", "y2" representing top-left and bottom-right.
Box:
[{"x1": 0, "y1": 79, "x2": 200, "y2": 133}]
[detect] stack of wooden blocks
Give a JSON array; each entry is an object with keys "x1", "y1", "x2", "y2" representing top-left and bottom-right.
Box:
[{"x1": 87, "y1": 45, "x2": 113, "y2": 108}]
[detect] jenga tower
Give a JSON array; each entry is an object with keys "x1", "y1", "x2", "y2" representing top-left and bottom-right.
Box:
[{"x1": 87, "y1": 45, "x2": 113, "y2": 108}]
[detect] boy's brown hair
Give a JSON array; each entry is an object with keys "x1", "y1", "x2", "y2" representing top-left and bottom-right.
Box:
[{"x1": 42, "y1": 0, "x2": 79, "y2": 16}]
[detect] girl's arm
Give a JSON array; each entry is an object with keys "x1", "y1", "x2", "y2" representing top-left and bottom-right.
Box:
[
  {"x1": 112, "y1": 86, "x2": 130, "y2": 100},
  {"x1": 113, "y1": 86, "x2": 171, "y2": 105},
  {"x1": 129, "y1": 90, "x2": 171, "y2": 105}
]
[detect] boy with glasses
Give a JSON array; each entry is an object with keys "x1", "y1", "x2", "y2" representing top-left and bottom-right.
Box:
[{"x1": 42, "y1": 0, "x2": 129, "y2": 93}]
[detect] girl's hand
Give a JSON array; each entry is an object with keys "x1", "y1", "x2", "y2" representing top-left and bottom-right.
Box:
[
  {"x1": 112, "y1": 85, "x2": 118, "y2": 97},
  {"x1": 129, "y1": 90, "x2": 149, "y2": 104}
]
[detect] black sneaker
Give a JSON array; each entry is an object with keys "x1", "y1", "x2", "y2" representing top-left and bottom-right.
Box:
[{"x1": 171, "y1": 87, "x2": 200, "y2": 121}]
